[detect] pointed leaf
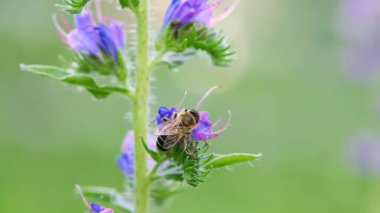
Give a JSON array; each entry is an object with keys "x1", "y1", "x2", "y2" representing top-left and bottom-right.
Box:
[
  {"x1": 20, "y1": 64, "x2": 130, "y2": 99},
  {"x1": 205, "y1": 153, "x2": 261, "y2": 169},
  {"x1": 141, "y1": 137, "x2": 163, "y2": 162}
]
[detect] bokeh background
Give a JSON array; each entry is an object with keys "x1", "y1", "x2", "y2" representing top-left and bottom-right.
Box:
[{"x1": 1, "y1": 0, "x2": 380, "y2": 212}]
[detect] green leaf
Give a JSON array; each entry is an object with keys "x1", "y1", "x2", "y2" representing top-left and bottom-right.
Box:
[
  {"x1": 141, "y1": 137, "x2": 163, "y2": 162},
  {"x1": 119, "y1": 0, "x2": 139, "y2": 9},
  {"x1": 20, "y1": 64, "x2": 130, "y2": 99},
  {"x1": 160, "y1": 50, "x2": 196, "y2": 69},
  {"x1": 57, "y1": 0, "x2": 90, "y2": 14},
  {"x1": 80, "y1": 186, "x2": 133, "y2": 212},
  {"x1": 205, "y1": 153, "x2": 261, "y2": 169},
  {"x1": 116, "y1": 51, "x2": 128, "y2": 82}
]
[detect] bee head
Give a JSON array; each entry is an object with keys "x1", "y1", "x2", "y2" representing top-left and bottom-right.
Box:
[
  {"x1": 188, "y1": 108, "x2": 200, "y2": 123},
  {"x1": 180, "y1": 108, "x2": 200, "y2": 127}
]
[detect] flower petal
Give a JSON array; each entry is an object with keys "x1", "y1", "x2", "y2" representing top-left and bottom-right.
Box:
[
  {"x1": 74, "y1": 9, "x2": 97, "y2": 30},
  {"x1": 156, "y1": 106, "x2": 177, "y2": 124},
  {"x1": 67, "y1": 28, "x2": 101, "y2": 57},
  {"x1": 100, "y1": 209, "x2": 114, "y2": 213},
  {"x1": 108, "y1": 20, "x2": 126, "y2": 49},
  {"x1": 192, "y1": 111, "x2": 230, "y2": 141},
  {"x1": 96, "y1": 24, "x2": 119, "y2": 63},
  {"x1": 164, "y1": 0, "x2": 183, "y2": 25}
]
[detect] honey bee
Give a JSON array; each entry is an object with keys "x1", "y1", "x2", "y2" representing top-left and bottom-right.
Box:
[{"x1": 155, "y1": 86, "x2": 220, "y2": 154}]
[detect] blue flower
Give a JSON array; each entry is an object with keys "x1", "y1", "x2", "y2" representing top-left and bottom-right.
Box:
[
  {"x1": 90, "y1": 203, "x2": 113, "y2": 213},
  {"x1": 156, "y1": 106, "x2": 177, "y2": 124},
  {"x1": 117, "y1": 131, "x2": 158, "y2": 178},
  {"x1": 53, "y1": 9, "x2": 125, "y2": 65},
  {"x1": 76, "y1": 185, "x2": 114, "y2": 213},
  {"x1": 163, "y1": 0, "x2": 238, "y2": 27},
  {"x1": 91, "y1": 203, "x2": 106, "y2": 212}
]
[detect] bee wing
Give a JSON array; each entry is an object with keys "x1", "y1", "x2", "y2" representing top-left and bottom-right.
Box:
[
  {"x1": 159, "y1": 134, "x2": 183, "y2": 150},
  {"x1": 155, "y1": 119, "x2": 181, "y2": 135}
]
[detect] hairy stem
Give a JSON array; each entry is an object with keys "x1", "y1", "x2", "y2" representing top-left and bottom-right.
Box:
[{"x1": 133, "y1": 0, "x2": 150, "y2": 213}]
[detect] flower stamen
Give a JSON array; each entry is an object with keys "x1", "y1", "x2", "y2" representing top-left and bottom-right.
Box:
[
  {"x1": 195, "y1": 85, "x2": 220, "y2": 110},
  {"x1": 210, "y1": 0, "x2": 239, "y2": 26}
]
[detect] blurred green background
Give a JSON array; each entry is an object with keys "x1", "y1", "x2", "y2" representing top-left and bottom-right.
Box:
[{"x1": 1, "y1": 0, "x2": 379, "y2": 212}]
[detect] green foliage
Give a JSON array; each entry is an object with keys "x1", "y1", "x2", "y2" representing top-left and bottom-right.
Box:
[
  {"x1": 80, "y1": 186, "x2": 133, "y2": 212},
  {"x1": 157, "y1": 24, "x2": 235, "y2": 67},
  {"x1": 205, "y1": 153, "x2": 261, "y2": 169},
  {"x1": 119, "y1": 0, "x2": 140, "y2": 9},
  {"x1": 20, "y1": 64, "x2": 130, "y2": 99},
  {"x1": 57, "y1": 0, "x2": 90, "y2": 14}
]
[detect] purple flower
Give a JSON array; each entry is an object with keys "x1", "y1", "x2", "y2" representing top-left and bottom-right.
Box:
[
  {"x1": 155, "y1": 106, "x2": 230, "y2": 141},
  {"x1": 192, "y1": 111, "x2": 230, "y2": 141},
  {"x1": 117, "y1": 131, "x2": 157, "y2": 178},
  {"x1": 53, "y1": 9, "x2": 125, "y2": 64},
  {"x1": 349, "y1": 133, "x2": 380, "y2": 174},
  {"x1": 164, "y1": 0, "x2": 238, "y2": 27}
]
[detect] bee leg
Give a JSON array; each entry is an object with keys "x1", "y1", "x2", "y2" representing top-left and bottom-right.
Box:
[
  {"x1": 202, "y1": 140, "x2": 209, "y2": 148},
  {"x1": 185, "y1": 146, "x2": 196, "y2": 157},
  {"x1": 162, "y1": 117, "x2": 170, "y2": 123},
  {"x1": 183, "y1": 140, "x2": 195, "y2": 156},
  {"x1": 182, "y1": 140, "x2": 194, "y2": 156}
]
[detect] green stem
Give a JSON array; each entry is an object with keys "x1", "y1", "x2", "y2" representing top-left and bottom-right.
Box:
[{"x1": 133, "y1": 0, "x2": 150, "y2": 213}]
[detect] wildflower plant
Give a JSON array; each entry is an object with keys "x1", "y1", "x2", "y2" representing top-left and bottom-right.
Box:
[{"x1": 20, "y1": 0, "x2": 260, "y2": 212}]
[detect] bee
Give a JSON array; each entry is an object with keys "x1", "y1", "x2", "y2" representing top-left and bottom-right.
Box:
[{"x1": 155, "y1": 86, "x2": 219, "y2": 154}]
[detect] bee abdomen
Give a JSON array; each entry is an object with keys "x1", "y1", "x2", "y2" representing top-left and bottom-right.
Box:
[{"x1": 156, "y1": 135, "x2": 169, "y2": 151}]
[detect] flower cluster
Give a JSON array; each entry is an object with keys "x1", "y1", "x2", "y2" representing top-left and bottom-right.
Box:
[{"x1": 54, "y1": 8, "x2": 125, "y2": 65}]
